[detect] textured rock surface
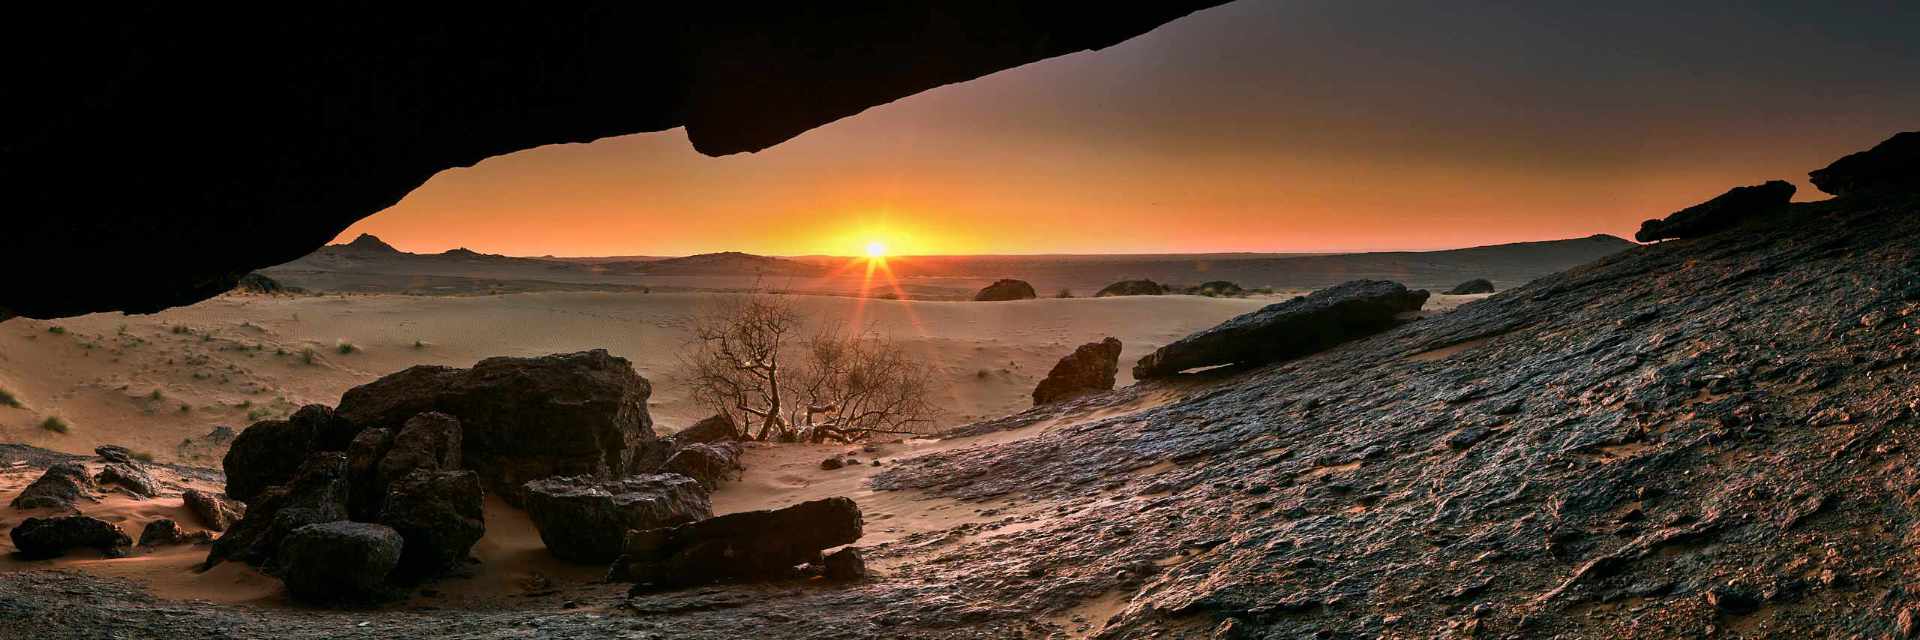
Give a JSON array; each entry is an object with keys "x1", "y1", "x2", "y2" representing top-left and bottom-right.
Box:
[
  {"x1": 669, "y1": 414, "x2": 741, "y2": 447},
  {"x1": 181, "y1": 489, "x2": 244, "y2": 532},
  {"x1": 10, "y1": 515, "x2": 131, "y2": 559},
  {"x1": 1096, "y1": 279, "x2": 1167, "y2": 297},
  {"x1": 377, "y1": 413, "x2": 462, "y2": 490},
  {"x1": 376, "y1": 470, "x2": 484, "y2": 580},
  {"x1": 207, "y1": 453, "x2": 350, "y2": 568},
  {"x1": 137, "y1": 519, "x2": 212, "y2": 547},
  {"x1": 1445, "y1": 277, "x2": 1496, "y2": 294},
  {"x1": 1133, "y1": 279, "x2": 1429, "y2": 378},
  {"x1": 1032, "y1": 337, "x2": 1123, "y2": 405},
  {"x1": 0, "y1": 3, "x2": 1225, "y2": 319},
  {"x1": 9, "y1": 462, "x2": 94, "y2": 510},
  {"x1": 661, "y1": 443, "x2": 745, "y2": 490},
  {"x1": 522, "y1": 474, "x2": 713, "y2": 563},
  {"x1": 94, "y1": 462, "x2": 160, "y2": 498},
  {"x1": 823, "y1": 547, "x2": 868, "y2": 581},
  {"x1": 1810, "y1": 130, "x2": 1919, "y2": 196},
  {"x1": 222, "y1": 405, "x2": 354, "y2": 503},
  {"x1": 1634, "y1": 180, "x2": 1796, "y2": 242},
  {"x1": 336, "y1": 350, "x2": 661, "y2": 504},
  {"x1": 973, "y1": 279, "x2": 1038, "y2": 301},
  {"x1": 612, "y1": 497, "x2": 863, "y2": 588},
  {"x1": 275, "y1": 522, "x2": 403, "y2": 604}
]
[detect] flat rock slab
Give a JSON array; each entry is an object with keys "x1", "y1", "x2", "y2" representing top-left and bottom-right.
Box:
[
  {"x1": 1635, "y1": 180, "x2": 1795, "y2": 242},
  {"x1": 523, "y1": 474, "x2": 712, "y2": 563},
  {"x1": 1810, "y1": 130, "x2": 1919, "y2": 196},
  {"x1": 613, "y1": 496, "x2": 862, "y2": 588},
  {"x1": 1133, "y1": 280, "x2": 1429, "y2": 379}
]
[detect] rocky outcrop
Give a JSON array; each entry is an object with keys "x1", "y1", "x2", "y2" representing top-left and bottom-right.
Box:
[
  {"x1": 182, "y1": 489, "x2": 244, "y2": 532},
  {"x1": 523, "y1": 475, "x2": 713, "y2": 563},
  {"x1": 1032, "y1": 337, "x2": 1123, "y2": 405},
  {"x1": 1809, "y1": 131, "x2": 1919, "y2": 197},
  {"x1": 275, "y1": 522, "x2": 403, "y2": 603},
  {"x1": 1444, "y1": 278, "x2": 1495, "y2": 294},
  {"x1": 611, "y1": 497, "x2": 862, "y2": 588},
  {"x1": 222, "y1": 404, "x2": 355, "y2": 503},
  {"x1": 10, "y1": 515, "x2": 131, "y2": 559},
  {"x1": 1133, "y1": 280, "x2": 1429, "y2": 378},
  {"x1": 377, "y1": 470, "x2": 484, "y2": 580},
  {"x1": 2, "y1": 4, "x2": 1225, "y2": 320},
  {"x1": 1096, "y1": 280, "x2": 1167, "y2": 297},
  {"x1": 207, "y1": 453, "x2": 350, "y2": 568},
  {"x1": 1186, "y1": 281, "x2": 1245, "y2": 297},
  {"x1": 9, "y1": 462, "x2": 94, "y2": 510},
  {"x1": 93, "y1": 445, "x2": 134, "y2": 464},
  {"x1": 1634, "y1": 180, "x2": 1796, "y2": 242},
  {"x1": 661, "y1": 443, "x2": 745, "y2": 490},
  {"x1": 974, "y1": 279, "x2": 1038, "y2": 301},
  {"x1": 95, "y1": 462, "x2": 160, "y2": 498},
  {"x1": 336, "y1": 350, "x2": 663, "y2": 504}
]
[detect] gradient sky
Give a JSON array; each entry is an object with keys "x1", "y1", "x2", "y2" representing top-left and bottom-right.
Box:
[{"x1": 338, "y1": 0, "x2": 1920, "y2": 257}]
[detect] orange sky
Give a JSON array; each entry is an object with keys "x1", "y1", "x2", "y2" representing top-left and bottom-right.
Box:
[{"x1": 336, "y1": 1, "x2": 1920, "y2": 258}]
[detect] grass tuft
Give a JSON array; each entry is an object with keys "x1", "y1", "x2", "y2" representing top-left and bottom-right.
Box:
[
  {"x1": 0, "y1": 388, "x2": 19, "y2": 408},
  {"x1": 40, "y1": 416, "x2": 69, "y2": 434},
  {"x1": 46, "y1": 326, "x2": 65, "y2": 335},
  {"x1": 336, "y1": 340, "x2": 356, "y2": 355}
]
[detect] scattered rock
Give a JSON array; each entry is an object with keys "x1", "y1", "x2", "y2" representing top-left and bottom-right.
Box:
[
  {"x1": 1133, "y1": 280, "x2": 1430, "y2": 378},
  {"x1": 1096, "y1": 280, "x2": 1167, "y2": 297},
  {"x1": 1706, "y1": 585, "x2": 1760, "y2": 614},
  {"x1": 1445, "y1": 278, "x2": 1495, "y2": 295},
  {"x1": 223, "y1": 404, "x2": 355, "y2": 503},
  {"x1": 276, "y1": 522, "x2": 403, "y2": 603},
  {"x1": 182, "y1": 489, "x2": 244, "y2": 531},
  {"x1": 974, "y1": 279, "x2": 1038, "y2": 301},
  {"x1": 377, "y1": 469, "x2": 485, "y2": 580},
  {"x1": 823, "y1": 547, "x2": 867, "y2": 581},
  {"x1": 10, "y1": 515, "x2": 131, "y2": 559},
  {"x1": 1808, "y1": 130, "x2": 1919, "y2": 197},
  {"x1": 1634, "y1": 180, "x2": 1795, "y2": 242},
  {"x1": 1032, "y1": 337, "x2": 1123, "y2": 405},
  {"x1": 9, "y1": 462, "x2": 94, "y2": 510},
  {"x1": 94, "y1": 445, "x2": 134, "y2": 464},
  {"x1": 612, "y1": 497, "x2": 862, "y2": 588},
  {"x1": 522, "y1": 474, "x2": 712, "y2": 563},
  {"x1": 820, "y1": 457, "x2": 845, "y2": 470},
  {"x1": 662, "y1": 442, "x2": 744, "y2": 490},
  {"x1": 138, "y1": 518, "x2": 213, "y2": 547},
  {"x1": 95, "y1": 462, "x2": 161, "y2": 498}
]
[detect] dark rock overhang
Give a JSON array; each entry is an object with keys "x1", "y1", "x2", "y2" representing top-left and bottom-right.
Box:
[{"x1": 0, "y1": 3, "x2": 1228, "y2": 319}]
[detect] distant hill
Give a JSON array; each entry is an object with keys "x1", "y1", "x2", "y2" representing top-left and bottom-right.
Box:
[{"x1": 601, "y1": 251, "x2": 824, "y2": 276}]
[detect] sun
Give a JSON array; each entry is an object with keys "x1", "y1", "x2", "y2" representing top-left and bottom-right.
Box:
[{"x1": 864, "y1": 240, "x2": 889, "y2": 258}]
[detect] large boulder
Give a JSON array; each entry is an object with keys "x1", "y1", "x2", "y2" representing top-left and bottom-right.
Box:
[
  {"x1": 522, "y1": 474, "x2": 712, "y2": 563},
  {"x1": 223, "y1": 404, "x2": 356, "y2": 503},
  {"x1": 612, "y1": 497, "x2": 863, "y2": 588},
  {"x1": 10, "y1": 515, "x2": 131, "y2": 559},
  {"x1": 1032, "y1": 337, "x2": 1123, "y2": 405},
  {"x1": 9, "y1": 462, "x2": 94, "y2": 510},
  {"x1": 206, "y1": 452, "x2": 350, "y2": 568},
  {"x1": 1634, "y1": 180, "x2": 1795, "y2": 242},
  {"x1": 661, "y1": 443, "x2": 745, "y2": 490},
  {"x1": 377, "y1": 470, "x2": 484, "y2": 580},
  {"x1": 1445, "y1": 278, "x2": 1495, "y2": 295},
  {"x1": 1809, "y1": 131, "x2": 1919, "y2": 197},
  {"x1": 276, "y1": 522, "x2": 403, "y2": 604},
  {"x1": 181, "y1": 489, "x2": 244, "y2": 532},
  {"x1": 344, "y1": 427, "x2": 395, "y2": 521},
  {"x1": 1096, "y1": 279, "x2": 1167, "y2": 297},
  {"x1": 1133, "y1": 280, "x2": 1430, "y2": 379},
  {"x1": 974, "y1": 279, "x2": 1038, "y2": 301},
  {"x1": 95, "y1": 462, "x2": 160, "y2": 498},
  {"x1": 336, "y1": 350, "x2": 665, "y2": 504}
]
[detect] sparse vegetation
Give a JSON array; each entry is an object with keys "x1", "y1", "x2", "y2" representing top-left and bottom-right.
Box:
[
  {"x1": 172, "y1": 325, "x2": 192, "y2": 335},
  {"x1": 148, "y1": 389, "x2": 164, "y2": 401},
  {"x1": 46, "y1": 326, "x2": 66, "y2": 335},
  {"x1": 301, "y1": 348, "x2": 317, "y2": 365},
  {"x1": 336, "y1": 340, "x2": 357, "y2": 354},
  {"x1": 0, "y1": 388, "x2": 20, "y2": 408},
  {"x1": 1055, "y1": 288, "x2": 1074, "y2": 298},
  {"x1": 40, "y1": 416, "x2": 69, "y2": 434},
  {"x1": 413, "y1": 339, "x2": 426, "y2": 350},
  {"x1": 131, "y1": 451, "x2": 156, "y2": 463}
]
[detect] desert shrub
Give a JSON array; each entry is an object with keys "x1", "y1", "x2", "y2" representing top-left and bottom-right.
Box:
[
  {"x1": 0, "y1": 388, "x2": 20, "y2": 408},
  {"x1": 46, "y1": 326, "x2": 65, "y2": 335},
  {"x1": 301, "y1": 348, "x2": 317, "y2": 365},
  {"x1": 148, "y1": 389, "x2": 164, "y2": 400},
  {"x1": 336, "y1": 340, "x2": 356, "y2": 354},
  {"x1": 131, "y1": 451, "x2": 156, "y2": 463},
  {"x1": 40, "y1": 416, "x2": 69, "y2": 434},
  {"x1": 1055, "y1": 289, "x2": 1074, "y2": 298},
  {"x1": 413, "y1": 339, "x2": 426, "y2": 350}
]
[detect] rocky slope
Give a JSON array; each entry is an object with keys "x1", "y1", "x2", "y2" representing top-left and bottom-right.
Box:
[{"x1": 2, "y1": 140, "x2": 1918, "y2": 637}]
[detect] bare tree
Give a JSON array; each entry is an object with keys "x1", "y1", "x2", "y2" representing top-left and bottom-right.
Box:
[{"x1": 678, "y1": 293, "x2": 936, "y2": 443}]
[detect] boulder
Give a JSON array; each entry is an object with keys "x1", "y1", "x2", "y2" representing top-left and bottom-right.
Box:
[
  {"x1": 1032, "y1": 337, "x2": 1123, "y2": 405},
  {"x1": 94, "y1": 445, "x2": 134, "y2": 463},
  {"x1": 823, "y1": 546, "x2": 867, "y2": 581},
  {"x1": 335, "y1": 350, "x2": 665, "y2": 504},
  {"x1": 669, "y1": 414, "x2": 740, "y2": 446},
  {"x1": 522, "y1": 474, "x2": 712, "y2": 563},
  {"x1": 377, "y1": 469, "x2": 485, "y2": 580},
  {"x1": 182, "y1": 489, "x2": 245, "y2": 531},
  {"x1": 1133, "y1": 280, "x2": 1430, "y2": 379},
  {"x1": 974, "y1": 279, "x2": 1038, "y2": 301},
  {"x1": 1809, "y1": 131, "x2": 1919, "y2": 197},
  {"x1": 10, "y1": 515, "x2": 131, "y2": 559},
  {"x1": 223, "y1": 404, "x2": 356, "y2": 503},
  {"x1": 378, "y1": 412, "x2": 462, "y2": 487},
  {"x1": 612, "y1": 497, "x2": 863, "y2": 588},
  {"x1": 276, "y1": 522, "x2": 403, "y2": 604},
  {"x1": 661, "y1": 442, "x2": 745, "y2": 489},
  {"x1": 207, "y1": 452, "x2": 350, "y2": 568},
  {"x1": 344, "y1": 427, "x2": 395, "y2": 521},
  {"x1": 138, "y1": 518, "x2": 213, "y2": 547},
  {"x1": 9, "y1": 462, "x2": 94, "y2": 510},
  {"x1": 1634, "y1": 181, "x2": 1795, "y2": 242},
  {"x1": 1096, "y1": 279, "x2": 1167, "y2": 297},
  {"x1": 820, "y1": 457, "x2": 845, "y2": 471},
  {"x1": 1445, "y1": 278, "x2": 1495, "y2": 295},
  {"x1": 95, "y1": 462, "x2": 161, "y2": 498}
]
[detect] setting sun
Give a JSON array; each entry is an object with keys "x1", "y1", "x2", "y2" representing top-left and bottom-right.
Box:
[{"x1": 864, "y1": 240, "x2": 888, "y2": 258}]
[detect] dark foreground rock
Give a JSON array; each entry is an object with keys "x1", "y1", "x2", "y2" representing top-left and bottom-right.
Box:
[
  {"x1": 181, "y1": 489, "x2": 244, "y2": 531},
  {"x1": 1032, "y1": 337, "x2": 1123, "y2": 405},
  {"x1": 335, "y1": 350, "x2": 663, "y2": 504},
  {"x1": 95, "y1": 462, "x2": 160, "y2": 498},
  {"x1": 207, "y1": 453, "x2": 349, "y2": 568},
  {"x1": 973, "y1": 279, "x2": 1038, "y2": 301},
  {"x1": 222, "y1": 405, "x2": 354, "y2": 504},
  {"x1": 377, "y1": 470, "x2": 484, "y2": 580},
  {"x1": 138, "y1": 519, "x2": 212, "y2": 547},
  {"x1": 9, "y1": 462, "x2": 94, "y2": 510},
  {"x1": 1810, "y1": 130, "x2": 1919, "y2": 197},
  {"x1": 669, "y1": 414, "x2": 740, "y2": 446},
  {"x1": 275, "y1": 522, "x2": 403, "y2": 603},
  {"x1": 10, "y1": 515, "x2": 131, "y2": 559},
  {"x1": 1133, "y1": 279, "x2": 1429, "y2": 378},
  {"x1": 1634, "y1": 180, "x2": 1795, "y2": 242},
  {"x1": 612, "y1": 497, "x2": 862, "y2": 588},
  {"x1": 1096, "y1": 279, "x2": 1167, "y2": 297},
  {"x1": 822, "y1": 547, "x2": 867, "y2": 581},
  {"x1": 523, "y1": 474, "x2": 712, "y2": 563},
  {"x1": 1445, "y1": 278, "x2": 1495, "y2": 294},
  {"x1": 661, "y1": 443, "x2": 744, "y2": 490}
]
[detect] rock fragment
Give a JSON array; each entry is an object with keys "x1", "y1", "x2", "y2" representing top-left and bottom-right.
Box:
[
  {"x1": 9, "y1": 462, "x2": 94, "y2": 510},
  {"x1": 522, "y1": 474, "x2": 712, "y2": 563},
  {"x1": 276, "y1": 521, "x2": 403, "y2": 603},
  {"x1": 1032, "y1": 337, "x2": 1122, "y2": 405},
  {"x1": 1133, "y1": 280, "x2": 1429, "y2": 378},
  {"x1": 612, "y1": 496, "x2": 862, "y2": 588},
  {"x1": 10, "y1": 515, "x2": 131, "y2": 559}
]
